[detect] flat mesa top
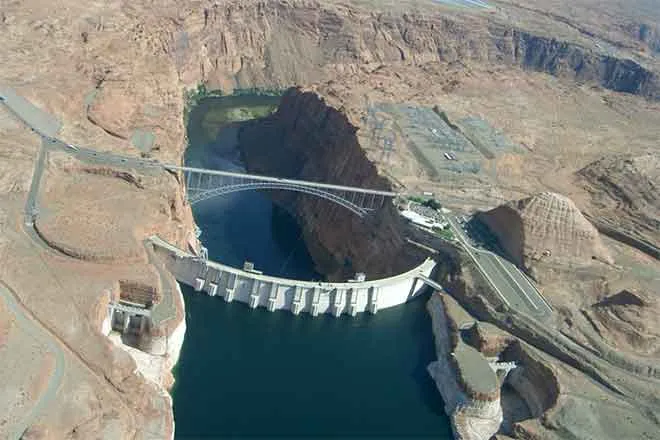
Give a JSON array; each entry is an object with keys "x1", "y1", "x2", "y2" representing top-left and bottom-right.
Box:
[{"x1": 453, "y1": 341, "x2": 499, "y2": 398}]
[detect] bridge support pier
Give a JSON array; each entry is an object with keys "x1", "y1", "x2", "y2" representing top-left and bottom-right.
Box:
[{"x1": 207, "y1": 282, "x2": 218, "y2": 297}]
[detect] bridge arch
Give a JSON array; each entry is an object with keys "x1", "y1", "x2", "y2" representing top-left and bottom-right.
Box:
[
  {"x1": 167, "y1": 165, "x2": 398, "y2": 218},
  {"x1": 188, "y1": 182, "x2": 372, "y2": 217}
]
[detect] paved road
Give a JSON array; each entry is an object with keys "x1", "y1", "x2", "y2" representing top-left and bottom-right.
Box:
[
  {"x1": 445, "y1": 215, "x2": 552, "y2": 320},
  {"x1": 24, "y1": 139, "x2": 48, "y2": 227},
  {"x1": 2, "y1": 88, "x2": 397, "y2": 218},
  {"x1": 0, "y1": 86, "x2": 61, "y2": 138},
  {"x1": 0, "y1": 282, "x2": 65, "y2": 440}
]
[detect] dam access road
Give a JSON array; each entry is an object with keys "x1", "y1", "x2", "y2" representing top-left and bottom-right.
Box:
[{"x1": 445, "y1": 215, "x2": 552, "y2": 320}]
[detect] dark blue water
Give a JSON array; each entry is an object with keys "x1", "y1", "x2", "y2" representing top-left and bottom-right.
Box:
[{"x1": 172, "y1": 95, "x2": 452, "y2": 438}]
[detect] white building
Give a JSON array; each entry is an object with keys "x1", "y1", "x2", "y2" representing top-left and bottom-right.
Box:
[{"x1": 400, "y1": 209, "x2": 447, "y2": 230}]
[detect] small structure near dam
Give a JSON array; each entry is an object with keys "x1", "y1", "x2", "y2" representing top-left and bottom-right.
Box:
[{"x1": 149, "y1": 236, "x2": 439, "y2": 317}]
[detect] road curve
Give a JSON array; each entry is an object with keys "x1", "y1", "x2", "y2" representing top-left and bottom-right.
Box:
[{"x1": 0, "y1": 282, "x2": 66, "y2": 440}]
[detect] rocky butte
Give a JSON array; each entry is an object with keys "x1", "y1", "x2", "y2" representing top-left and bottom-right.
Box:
[{"x1": 0, "y1": 0, "x2": 659, "y2": 439}]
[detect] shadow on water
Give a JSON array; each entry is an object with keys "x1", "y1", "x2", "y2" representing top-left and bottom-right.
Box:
[
  {"x1": 412, "y1": 290, "x2": 447, "y2": 418},
  {"x1": 172, "y1": 95, "x2": 452, "y2": 438}
]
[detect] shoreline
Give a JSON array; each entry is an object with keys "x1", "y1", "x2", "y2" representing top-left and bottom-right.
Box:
[{"x1": 102, "y1": 282, "x2": 187, "y2": 440}]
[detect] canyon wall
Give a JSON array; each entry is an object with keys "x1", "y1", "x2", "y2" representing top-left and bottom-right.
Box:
[
  {"x1": 177, "y1": 0, "x2": 660, "y2": 100},
  {"x1": 427, "y1": 294, "x2": 503, "y2": 440},
  {"x1": 576, "y1": 153, "x2": 660, "y2": 250},
  {"x1": 502, "y1": 341, "x2": 560, "y2": 418},
  {"x1": 238, "y1": 87, "x2": 427, "y2": 280}
]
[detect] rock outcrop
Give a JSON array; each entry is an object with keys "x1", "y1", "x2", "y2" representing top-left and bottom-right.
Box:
[
  {"x1": 476, "y1": 192, "x2": 613, "y2": 270},
  {"x1": 500, "y1": 341, "x2": 560, "y2": 419},
  {"x1": 576, "y1": 153, "x2": 659, "y2": 252},
  {"x1": 509, "y1": 29, "x2": 659, "y2": 99},
  {"x1": 2, "y1": 0, "x2": 660, "y2": 438},
  {"x1": 584, "y1": 289, "x2": 660, "y2": 356},
  {"x1": 180, "y1": 1, "x2": 660, "y2": 100},
  {"x1": 238, "y1": 87, "x2": 426, "y2": 280},
  {"x1": 427, "y1": 294, "x2": 503, "y2": 440}
]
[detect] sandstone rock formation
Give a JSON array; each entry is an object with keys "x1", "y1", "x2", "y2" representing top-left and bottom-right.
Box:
[
  {"x1": 576, "y1": 153, "x2": 659, "y2": 252},
  {"x1": 238, "y1": 87, "x2": 426, "y2": 280},
  {"x1": 427, "y1": 294, "x2": 503, "y2": 440},
  {"x1": 181, "y1": 0, "x2": 660, "y2": 100},
  {"x1": 432, "y1": 241, "x2": 660, "y2": 440},
  {"x1": 477, "y1": 192, "x2": 613, "y2": 270},
  {"x1": 2, "y1": 0, "x2": 660, "y2": 437},
  {"x1": 584, "y1": 289, "x2": 659, "y2": 357}
]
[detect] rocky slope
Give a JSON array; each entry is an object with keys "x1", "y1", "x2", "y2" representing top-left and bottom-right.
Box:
[
  {"x1": 238, "y1": 87, "x2": 426, "y2": 280},
  {"x1": 584, "y1": 289, "x2": 659, "y2": 357},
  {"x1": 179, "y1": 0, "x2": 660, "y2": 100},
  {"x1": 476, "y1": 192, "x2": 613, "y2": 270},
  {"x1": 434, "y1": 238, "x2": 660, "y2": 440},
  {"x1": 427, "y1": 294, "x2": 503, "y2": 440},
  {"x1": 1, "y1": 0, "x2": 660, "y2": 438},
  {"x1": 576, "y1": 153, "x2": 659, "y2": 251}
]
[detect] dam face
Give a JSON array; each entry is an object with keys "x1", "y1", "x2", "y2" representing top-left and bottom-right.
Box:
[{"x1": 171, "y1": 94, "x2": 451, "y2": 438}]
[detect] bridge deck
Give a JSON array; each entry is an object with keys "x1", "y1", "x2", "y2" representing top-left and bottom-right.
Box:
[{"x1": 166, "y1": 165, "x2": 399, "y2": 197}]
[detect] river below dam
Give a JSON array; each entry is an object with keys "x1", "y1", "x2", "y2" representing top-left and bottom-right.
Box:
[{"x1": 171, "y1": 94, "x2": 452, "y2": 438}]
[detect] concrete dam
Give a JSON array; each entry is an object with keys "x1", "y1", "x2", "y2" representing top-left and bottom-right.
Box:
[{"x1": 149, "y1": 236, "x2": 438, "y2": 317}]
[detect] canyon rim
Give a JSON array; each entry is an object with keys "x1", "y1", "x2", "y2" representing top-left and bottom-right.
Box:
[{"x1": 1, "y1": 0, "x2": 660, "y2": 439}]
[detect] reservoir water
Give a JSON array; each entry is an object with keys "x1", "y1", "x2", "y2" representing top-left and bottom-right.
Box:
[{"x1": 172, "y1": 95, "x2": 452, "y2": 438}]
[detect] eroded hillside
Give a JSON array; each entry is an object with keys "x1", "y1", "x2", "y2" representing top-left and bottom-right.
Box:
[{"x1": 0, "y1": 0, "x2": 659, "y2": 438}]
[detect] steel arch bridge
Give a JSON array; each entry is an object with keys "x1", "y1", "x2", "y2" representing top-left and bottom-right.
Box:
[{"x1": 164, "y1": 165, "x2": 398, "y2": 217}]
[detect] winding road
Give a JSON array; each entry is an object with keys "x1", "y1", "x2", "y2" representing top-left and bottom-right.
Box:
[{"x1": 0, "y1": 282, "x2": 66, "y2": 440}]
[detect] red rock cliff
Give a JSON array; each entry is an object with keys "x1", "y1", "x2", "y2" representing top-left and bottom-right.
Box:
[{"x1": 238, "y1": 88, "x2": 425, "y2": 280}]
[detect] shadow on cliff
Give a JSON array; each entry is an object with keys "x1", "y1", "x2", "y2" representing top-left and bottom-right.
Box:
[{"x1": 408, "y1": 289, "x2": 451, "y2": 418}]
